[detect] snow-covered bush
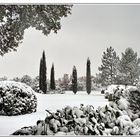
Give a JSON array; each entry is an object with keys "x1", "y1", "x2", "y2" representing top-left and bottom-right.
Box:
[
  {"x1": 128, "y1": 89, "x2": 140, "y2": 114},
  {"x1": 0, "y1": 81, "x2": 37, "y2": 116},
  {"x1": 104, "y1": 85, "x2": 125, "y2": 99},
  {"x1": 107, "y1": 85, "x2": 138, "y2": 113}
]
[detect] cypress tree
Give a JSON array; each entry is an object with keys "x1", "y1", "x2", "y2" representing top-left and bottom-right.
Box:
[
  {"x1": 39, "y1": 58, "x2": 43, "y2": 91},
  {"x1": 39, "y1": 51, "x2": 47, "y2": 93},
  {"x1": 50, "y1": 63, "x2": 56, "y2": 90},
  {"x1": 86, "y1": 57, "x2": 91, "y2": 94},
  {"x1": 72, "y1": 66, "x2": 77, "y2": 94}
]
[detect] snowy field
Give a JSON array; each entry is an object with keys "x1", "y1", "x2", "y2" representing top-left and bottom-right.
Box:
[{"x1": 0, "y1": 91, "x2": 108, "y2": 136}]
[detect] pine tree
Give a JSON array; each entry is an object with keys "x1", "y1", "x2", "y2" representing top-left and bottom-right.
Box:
[
  {"x1": 72, "y1": 66, "x2": 77, "y2": 94},
  {"x1": 98, "y1": 46, "x2": 119, "y2": 86},
  {"x1": 39, "y1": 51, "x2": 47, "y2": 93},
  {"x1": 86, "y1": 57, "x2": 91, "y2": 94},
  {"x1": 50, "y1": 63, "x2": 56, "y2": 90},
  {"x1": 119, "y1": 48, "x2": 140, "y2": 85}
]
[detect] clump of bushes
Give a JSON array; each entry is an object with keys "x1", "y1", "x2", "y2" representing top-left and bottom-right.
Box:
[{"x1": 12, "y1": 102, "x2": 140, "y2": 136}]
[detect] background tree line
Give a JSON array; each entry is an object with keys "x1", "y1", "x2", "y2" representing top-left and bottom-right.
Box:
[{"x1": 1, "y1": 47, "x2": 139, "y2": 93}]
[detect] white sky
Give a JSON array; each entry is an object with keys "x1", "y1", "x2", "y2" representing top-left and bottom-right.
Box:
[{"x1": 0, "y1": 4, "x2": 140, "y2": 79}]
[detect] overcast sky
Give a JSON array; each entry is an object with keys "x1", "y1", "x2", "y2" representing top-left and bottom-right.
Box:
[{"x1": 0, "y1": 4, "x2": 140, "y2": 79}]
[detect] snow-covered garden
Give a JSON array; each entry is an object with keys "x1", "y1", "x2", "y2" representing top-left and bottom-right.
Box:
[
  {"x1": 0, "y1": 90, "x2": 108, "y2": 136},
  {"x1": 0, "y1": 83, "x2": 140, "y2": 136},
  {"x1": 4, "y1": 84, "x2": 140, "y2": 136},
  {"x1": 1, "y1": 4, "x2": 140, "y2": 137}
]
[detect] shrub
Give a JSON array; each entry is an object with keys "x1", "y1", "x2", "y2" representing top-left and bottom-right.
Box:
[
  {"x1": 0, "y1": 81, "x2": 37, "y2": 116},
  {"x1": 128, "y1": 89, "x2": 140, "y2": 113}
]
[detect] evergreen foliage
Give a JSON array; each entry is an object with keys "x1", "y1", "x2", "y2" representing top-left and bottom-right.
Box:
[
  {"x1": 50, "y1": 63, "x2": 56, "y2": 90},
  {"x1": 86, "y1": 57, "x2": 91, "y2": 94},
  {"x1": 128, "y1": 89, "x2": 140, "y2": 113},
  {"x1": 39, "y1": 51, "x2": 47, "y2": 93},
  {"x1": 72, "y1": 66, "x2": 77, "y2": 94},
  {"x1": 98, "y1": 46, "x2": 120, "y2": 86},
  {"x1": 119, "y1": 48, "x2": 140, "y2": 85}
]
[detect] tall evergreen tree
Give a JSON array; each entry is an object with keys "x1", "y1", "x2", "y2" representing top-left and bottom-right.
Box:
[
  {"x1": 50, "y1": 63, "x2": 56, "y2": 90},
  {"x1": 39, "y1": 51, "x2": 47, "y2": 93},
  {"x1": 86, "y1": 57, "x2": 91, "y2": 94},
  {"x1": 39, "y1": 58, "x2": 43, "y2": 91},
  {"x1": 98, "y1": 46, "x2": 119, "y2": 86},
  {"x1": 72, "y1": 66, "x2": 77, "y2": 94},
  {"x1": 119, "y1": 48, "x2": 140, "y2": 85}
]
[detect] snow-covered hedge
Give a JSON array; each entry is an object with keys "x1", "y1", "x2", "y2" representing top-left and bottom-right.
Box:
[
  {"x1": 0, "y1": 81, "x2": 37, "y2": 116},
  {"x1": 12, "y1": 102, "x2": 140, "y2": 136}
]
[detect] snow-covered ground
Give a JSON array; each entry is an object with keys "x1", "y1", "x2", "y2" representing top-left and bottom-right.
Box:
[{"x1": 0, "y1": 91, "x2": 108, "y2": 136}]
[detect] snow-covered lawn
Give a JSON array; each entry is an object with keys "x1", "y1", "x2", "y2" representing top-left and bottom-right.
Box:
[{"x1": 0, "y1": 91, "x2": 108, "y2": 136}]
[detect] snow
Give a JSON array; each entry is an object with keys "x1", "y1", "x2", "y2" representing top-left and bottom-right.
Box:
[
  {"x1": 105, "y1": 84, "x2": 136, "y2": 95},
  {"x1": 116, "y1": 115, "x2": 133, "y2": 129},
  {"x1": 117, "y1": 97, "x2": 130, "y2": 110},
  {"x1": 0, "y1": 91, "x2": 108, "y2": 136},
  {"x1": 105, "y1": 85, "x2": 125, "y2": 94},
  {"x1": 0, "y1": 81, "x2": 34, "y2": 95},
  {"x1": 133, "y1": 118, "x2": 140, "y2": 127}
]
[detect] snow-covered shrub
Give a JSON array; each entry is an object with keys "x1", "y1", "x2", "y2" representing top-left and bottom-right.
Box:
[
  {"x1": 0, "y1": 81, "x2": 37, "y2": 116},
  {"x1": 128, "y1": 89, "x2": 140, "y2": 114},
  {"x1": 12, "y1": 126, "x2": 37, "y2": 135},
  {"x1": 107, "y1": 85, "x2": 138, "y2": 115},
  {"x1": 104, "y1": 85, "x2": 125, "y2": 99}
]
